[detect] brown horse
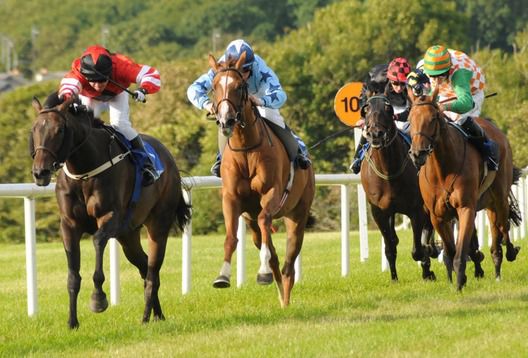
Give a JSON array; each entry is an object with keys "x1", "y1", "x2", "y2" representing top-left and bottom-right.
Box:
[
  {"x1": 361, "y1": 95, "x2": 439, "y2": 281},
  {"x1": 31, "y1": 93, "x2": 191, "y2": 328},
  {"x1": 407, "y1": 88, "x2": 521, "y2": 290},
  {"x1": 207, "y1": 53, "x2": 315, "y2": 307}
]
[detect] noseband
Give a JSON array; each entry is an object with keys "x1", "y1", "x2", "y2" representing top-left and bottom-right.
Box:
[{"x1": 213, "y1": 67, "x2": 249, "y2": 128}]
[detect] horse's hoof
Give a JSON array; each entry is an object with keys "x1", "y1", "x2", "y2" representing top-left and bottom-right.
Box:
[
  {"x1": 506, "y1": 246, "x2": 520, "y2": 261},
  {"x1": 213, "y1": 275, "x2": 231, "y2": 288},
  {"x1": 153, "y1": 313, "x2": 166, "y2": 321},
  {"x1": 475, "y1": 268, "x2": 484, "y2": 279},
  {"x1": 423, "y1": 271, "x2": 436, "y2": 281},
  {"x1": 68, "y1": 318, "x2": 79, "y2": 330},
  {"x1": 90, "y1": 292, "x2": 108, "y2": 313},
  {"x1": 256, "y1": 273, "x2": 273, "y2": 285}
]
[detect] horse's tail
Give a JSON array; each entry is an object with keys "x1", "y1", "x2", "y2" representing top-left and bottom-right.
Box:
[
  {"x1": 175, "y1": 196, "x2": 192, "y2": 232},
  {"x1": 173, "y1": 178, "x2": 192, "y2": 232},
  {"x1": 508, "y1": 166, "x2": 523, "y2": 227}
]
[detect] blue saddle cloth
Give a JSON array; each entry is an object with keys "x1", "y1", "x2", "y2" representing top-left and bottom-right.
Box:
[{"x1": 114, "y1": 132, "x2": 164, "y2": 201}]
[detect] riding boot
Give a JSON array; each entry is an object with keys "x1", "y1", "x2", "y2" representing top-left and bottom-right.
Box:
[
  {"x1": 130, "y1": 136, "x2": 160, "y2": 186},
  {"x1": 461, "y1": 117, "x2": 499, "y2": 171},
  {"x1": 291, "y1": 130, "x2": 311, "y2": 169},
  {"x1": 350, "y1": 135, "x2": 367, "y2": 174},
  {"x1": 211, "y1": 152, "x2": 222, "y2": 177}
]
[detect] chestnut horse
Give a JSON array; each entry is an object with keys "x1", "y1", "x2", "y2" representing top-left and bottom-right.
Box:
[
  {"x1": 407, "y1": 88, "x2": 521, "y2": 290},
  {"x1": 361, "y1": 95, "x2": 439, "y2": 281},
  {"x1": 31, "y1": 93, "x2": 191, "y2": 328},
  {"x1": 208, "y1": 53, "x2": 315, "y2": 307}
]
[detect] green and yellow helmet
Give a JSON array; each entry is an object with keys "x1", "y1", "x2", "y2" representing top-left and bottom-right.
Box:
[{"x1": 423, "y1": 45, "x2": 451, "y2": 76}]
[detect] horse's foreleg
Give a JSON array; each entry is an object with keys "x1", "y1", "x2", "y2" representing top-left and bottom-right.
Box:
[
  {"x1": 62, "y1": 222, "x2": 82, "y2": 329},
  {"x1": 468, "y1": 227, "x2": 484, "y2": 278},
  {"x1": 433, "y1": 218, "x2": 456, "y2": 283},
  {"x1": 453, "y1": 208, "x2": 476, "y2": 290},
  {"x1": 213, "y1": 196, "x2": 241, "y2": 288},
  {"x1": 371, "y1": 208, "x2": 399, "y2": 281},
  {"x1": 256, "y1": 209, "x2": 277, "y2": 286},
  {"x1": 409, "y1": 212, "x2": 436, "y2": 281},
  {"x1": 89, "y1": 213, "x2": 120, "y2": 314}
]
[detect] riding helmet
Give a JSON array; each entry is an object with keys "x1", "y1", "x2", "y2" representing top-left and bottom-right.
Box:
[
  {"x1": 80, "y1": 46, "x2": 113, "y2": 82},
  {"x1": 387, "y1": 57, "x2": 412, "y2": 83},
  {"x1": 423, "y1": 45, "x2": 452, "y2": 76},
  {"x1": 224, "y1": 39, "x2": 255, "y2": 70}
]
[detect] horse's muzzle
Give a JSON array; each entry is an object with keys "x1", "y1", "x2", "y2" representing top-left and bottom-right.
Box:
[
  {"x1": 219, "y1": 117, "x2": 236, "y2": 138},
  {"x1": 408, "y1": 148, "x2": 429, "y2": 168},
  {"x1": 365, "y1": 129, "x2": 386, "y2": 149},
  {"x1": 32, "y1": 167, "x2": 52, "y2": 186}
]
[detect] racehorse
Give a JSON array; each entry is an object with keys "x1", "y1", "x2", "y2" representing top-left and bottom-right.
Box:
[
  {"x1": 407, "y1": 87, "x2": 521, "y2": 290},
  {"x1": 360, "y1": 95, "x2": 439, "y2": 281},
  {"x1": 31, "y1": 93, "x2": 191, "y2": 328},
  {"x1": 208, "y1": 52, "x2": 315, "y2": 307}
]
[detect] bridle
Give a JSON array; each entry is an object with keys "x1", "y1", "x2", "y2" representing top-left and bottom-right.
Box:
[
  {"x1": 212, "y1": 66, "x2": 271, "y2": 152},
  {"x1": 213, "y1": 67, "x2": 250, "y2": 129},
  {"x1": 32, "y1": 107, "x2": 92, "y2": 169},
  {"x1": 364, "y1": 95, "x2": 398, "y2": 149},
  {"x1": 409, "y1": 101, "x2": 441, "y2": 155}
]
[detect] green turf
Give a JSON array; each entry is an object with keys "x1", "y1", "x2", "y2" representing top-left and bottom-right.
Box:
[{"x1": 1, "y1": 230, "x2": 527, "y2": 357}]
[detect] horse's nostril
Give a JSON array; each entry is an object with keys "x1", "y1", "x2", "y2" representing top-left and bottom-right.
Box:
[{"x1": 33, "y1": 168, "x2": 51, "y2": 179}]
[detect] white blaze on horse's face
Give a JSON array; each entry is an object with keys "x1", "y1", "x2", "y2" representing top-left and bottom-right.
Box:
[{"x1": 215, "y1": 73, "x2": 237, "y2": 137}]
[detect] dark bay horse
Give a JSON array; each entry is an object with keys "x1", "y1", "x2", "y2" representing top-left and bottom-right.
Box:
[
  {"x1": 407, "y1": 88, "x2": 521, "y2": 290},
  {"x1": 31, "y1": 93, "x2": 191, "y2": 328},
  {"x1": 361, "y1": 95, "x2": 439, "y2": 281},
  {"x1": 208, "y1": 53, "x2": 315, "y2": 307}
]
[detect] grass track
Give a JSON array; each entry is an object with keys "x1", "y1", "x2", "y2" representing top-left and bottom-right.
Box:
[{"x1": 1, "y1": 230, "x2": 527, "y2": 357}]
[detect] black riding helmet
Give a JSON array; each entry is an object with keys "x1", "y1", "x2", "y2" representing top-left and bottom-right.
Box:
[{"x1": 80, "y1": 53, "x2": 112, "y2": 82}]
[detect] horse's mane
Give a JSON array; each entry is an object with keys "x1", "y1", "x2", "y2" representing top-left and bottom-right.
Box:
[{"x1": 43, "y1": 91, "x2": 62, "y2": 109}]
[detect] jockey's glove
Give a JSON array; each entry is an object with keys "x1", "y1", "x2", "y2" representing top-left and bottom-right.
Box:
[
  {"x1": 249, "y1": 95, "x2": 264, "y2": 107},
  {"x1": 203, "y1": 101, "x2": 214, "y2": 114},
  {"x1": 133, "y1": 88, "x2": 147, "y2": 103}
]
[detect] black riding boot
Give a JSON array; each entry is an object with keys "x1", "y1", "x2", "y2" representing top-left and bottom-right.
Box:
[
  {"x1": 211, "y1": 152, "x2": 221, "y2": 177},
  {"x1": 350, "y1": 135, "x2": 367, "y2": 174},
  {"x1": 130, "y1": 136, "x2": 160, "y2": 186},
  {"x1": 461, "y1": 117, "x2": 499, "y2": 171}
]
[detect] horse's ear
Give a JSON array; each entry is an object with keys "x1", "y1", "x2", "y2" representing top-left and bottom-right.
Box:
[
  {"x1": 32, "y1": 97, "x2": 42, "y2": 113},
  {"x1": 235, "y1": 51, "x2": 247, "y2": 71},
  {"x1": 208, "y1": 54, "x2": 218, "y2": 72},
  {"x1": 57, "y1": 96, "x2": 75, "y2": 113}
]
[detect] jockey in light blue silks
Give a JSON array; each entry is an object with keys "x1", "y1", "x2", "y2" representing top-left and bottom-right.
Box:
[{"x1": 187, "y1": 39, "x2": 311, "y2": 177}]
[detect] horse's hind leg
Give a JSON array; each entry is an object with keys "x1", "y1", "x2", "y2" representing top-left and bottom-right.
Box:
[
  {"x1": 142, "y1": 223, "x2": 172, "y2": 323},
  {"x1": 468, "y1": 226, "x2": 484, "y2": 278},
  {"x1": 371, "y1": 208, "x2": 399, "y2": 281},
  {"x1": 62, "y1": 223, "x2": 83, "y2": 329},
  {"x1": 281, "y1": 216, "x2": 307, "y2": 307}
]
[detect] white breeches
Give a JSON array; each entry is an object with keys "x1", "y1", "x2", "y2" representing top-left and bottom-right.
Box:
[{"x1": 79, "y1": 91, "x2": 138, "y2": 140}]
